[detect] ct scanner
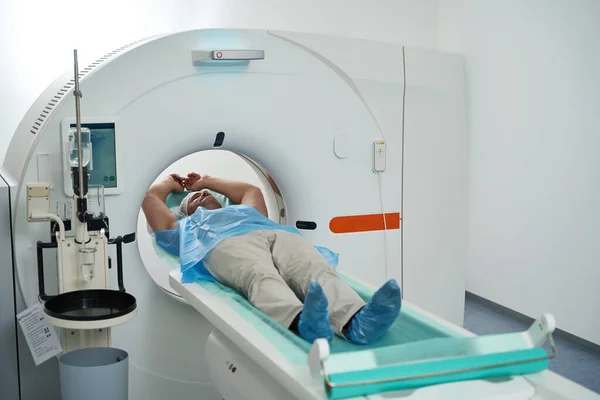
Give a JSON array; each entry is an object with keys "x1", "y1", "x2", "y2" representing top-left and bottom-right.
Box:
[{"x1": 0, "y1": 29, "x2": 598, "y2": 400}]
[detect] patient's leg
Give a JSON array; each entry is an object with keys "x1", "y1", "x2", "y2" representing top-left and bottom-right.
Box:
[
  {"x1": 268, "y1": 231, "x2": 366, "y2": 337},
  {"x1": 203, "y1": 230, "x2": 303, "y2": 329}
]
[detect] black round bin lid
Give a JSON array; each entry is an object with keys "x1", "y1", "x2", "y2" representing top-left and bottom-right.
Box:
[{"x1": 44, "y1": 289, "x2": 137, "y2": 321}]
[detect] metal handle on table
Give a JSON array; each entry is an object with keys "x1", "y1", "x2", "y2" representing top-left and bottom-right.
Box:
[{"x1": 108, "y1": 233, "x2": 136, "y2": 292}]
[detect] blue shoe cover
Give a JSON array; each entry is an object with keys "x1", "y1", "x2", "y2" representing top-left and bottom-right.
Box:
[
  {"x1": 347, "y1": 279, "x2": 401, "y2": 344},
  {"x1": 298, "y1": 280, "x2": 334, "y2": 343}
]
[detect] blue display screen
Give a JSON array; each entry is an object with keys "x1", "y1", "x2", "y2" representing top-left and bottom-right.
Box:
[{"x1": 70, "y1": 123, "x2": 117, "y2": 188}]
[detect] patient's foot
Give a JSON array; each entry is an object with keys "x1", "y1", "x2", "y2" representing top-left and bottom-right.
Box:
[
  {"x1": 298, "y1": 280, "x2": 334, "y2": 343},
  {"x1": 346, "y1": 279, "x2": 401, "y2": 344}
]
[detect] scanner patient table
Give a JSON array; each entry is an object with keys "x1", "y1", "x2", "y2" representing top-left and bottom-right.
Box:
[{"x1": 168, "y1": 267, "x2": 596, "y2": 400}]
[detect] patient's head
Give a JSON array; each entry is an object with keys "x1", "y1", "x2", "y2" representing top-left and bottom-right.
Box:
[{"x1": 179, "y1": 190, "x2": 222, "y2": 216}]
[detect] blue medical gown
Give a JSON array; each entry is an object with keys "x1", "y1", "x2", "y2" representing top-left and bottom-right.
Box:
[{"x1": 155, "y1": 204, "x2": 338, "y2": 283}]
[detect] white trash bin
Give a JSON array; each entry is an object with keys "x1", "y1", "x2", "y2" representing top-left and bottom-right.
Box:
[{"x1": 59, "y1": 347, "x2": 128, "y2": 400}]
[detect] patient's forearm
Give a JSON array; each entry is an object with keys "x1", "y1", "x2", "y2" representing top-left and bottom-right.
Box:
[
  {"x1": 203, "y1": 176, "x2": 259, "y2": 204},
  {"x1": 147, "y1": 181, "x2": 176, "y2": 202},
  {"x1": 142, "y1": 180, "x2": 179, "y2": 231}
]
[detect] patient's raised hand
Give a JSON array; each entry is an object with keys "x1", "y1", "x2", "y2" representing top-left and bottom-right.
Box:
[
  {"x1": 187, "y1": 173, "x2": 210, "y2": 191},
  {"x1": 167, "y1": 174, "x2": 186, "y2": 193}
]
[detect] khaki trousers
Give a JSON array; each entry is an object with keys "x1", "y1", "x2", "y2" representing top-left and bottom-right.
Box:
[{"x1": 204, "y1": 230, "x2": 365, "y2": 335}]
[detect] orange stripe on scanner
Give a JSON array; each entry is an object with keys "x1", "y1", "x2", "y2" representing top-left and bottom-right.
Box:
[{"x1": 329, "y1": 213, "x2": 401, "y2": 234}]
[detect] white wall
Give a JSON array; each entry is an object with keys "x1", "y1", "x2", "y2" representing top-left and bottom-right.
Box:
[
  {"x1": 0, "y1": 0, "x2": 438, "y2": 165},
  {"x1": 189, "y1": 0, "x2": 438, "y2": 46},
  {"x1": 438, "y1": 0, "x2": 600, "y2": 344}
]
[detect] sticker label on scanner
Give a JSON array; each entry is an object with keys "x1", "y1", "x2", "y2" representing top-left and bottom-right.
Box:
[{"x1": 17, "y1": 303, "x2": 63, "y2": 365}]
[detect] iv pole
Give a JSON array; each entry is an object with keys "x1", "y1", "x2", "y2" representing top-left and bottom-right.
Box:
[
  {"x1": 72, "y1": 49, "x2": 91, "y2": 252},
  {"x1": 73, "y1": 50, "x2": 85, "y2": 203}
]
